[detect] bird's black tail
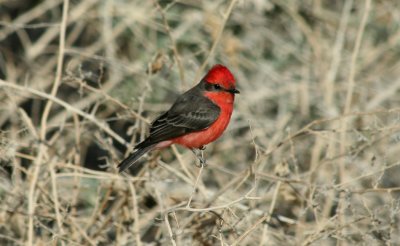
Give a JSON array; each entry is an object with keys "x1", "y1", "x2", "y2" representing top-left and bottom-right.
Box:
[{"x1": 118, "y1": 145, "x2": 156, "y2": 173}]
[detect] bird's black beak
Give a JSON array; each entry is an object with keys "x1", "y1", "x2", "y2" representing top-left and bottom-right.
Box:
[{"x1": 228, "y1": 88, "x2": 240, "y2": 94}]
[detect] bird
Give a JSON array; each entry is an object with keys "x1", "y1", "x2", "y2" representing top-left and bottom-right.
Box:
[{"x1": 118, "y1": 64, "x2": 239, "y2": 172}]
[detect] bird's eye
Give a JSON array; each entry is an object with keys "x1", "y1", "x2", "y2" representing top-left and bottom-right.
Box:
[{"x1": 213, "y1": 84, "x2": 222, "y2": 90}]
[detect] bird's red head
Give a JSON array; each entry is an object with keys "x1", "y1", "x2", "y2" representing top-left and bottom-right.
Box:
[{"x1": 204, "y1": 64, "x2": 236, "y2": 89}]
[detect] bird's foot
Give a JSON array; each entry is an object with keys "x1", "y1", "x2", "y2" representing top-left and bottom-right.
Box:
[
  {"x1": 191, "y1": 148, "x2": 207, "y2": 168},
  {"x1": 195, "y1": 156, "x2": 207, "y2": 168}
]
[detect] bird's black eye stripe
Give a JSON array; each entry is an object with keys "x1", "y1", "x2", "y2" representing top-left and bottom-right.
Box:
[{"x1": 205, "y1": 82, "x2": 223, "y2": 91}]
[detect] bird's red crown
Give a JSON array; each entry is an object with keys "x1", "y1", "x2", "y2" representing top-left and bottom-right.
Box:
[{"x1": 204, "y1": 64, "x2": 236, "y2": 88}]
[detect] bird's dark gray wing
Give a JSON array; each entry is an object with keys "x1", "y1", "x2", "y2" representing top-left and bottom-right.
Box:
[{"x1": 135, "y1": 89, "x2": 220, "y2": 149}]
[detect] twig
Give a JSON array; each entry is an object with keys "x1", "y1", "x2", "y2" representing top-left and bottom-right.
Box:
[
  {"x1": 231, "y1": 214, "x2": 269, "y2": 246},
  {"x1": 157, "y1": 160, "x2": 207, "y2": 198},
  {"x1": 65, "y1": 77, "x2": 148, "y2": 123},
  {"x1": 27, "y1": 0, "x2": 69, "y2": 245},
  {"x1": 323, "y1": 0, "x2": 353, "y2": 108},
  {"x1": 55, "y1": 162, "x2": 147, "y2": 181},
  {"x1": 167, "y1": 190, "x2": 260, "y2": 213},
  {"x1": 0, "y1": 0, "x2": 63, "y2": 41},
  {"x1": 260, "y1": 181, "x2": 281, "y2": 243},
  {"x1": 49, "y1": 159, "x2": 65, "y2": 244},
  {"x1": 154, "y1": 0, "x2": 185, "y2": 88},
  {"x1": 186, "y1": 164, "x2": 204, "y2": 208},
  {"x1": 164, "y1": 213, "x2": 178, "y2": 246},
  {"x1": 128, "y1": 179, "x2": 143, "y2": 246},
  {"x1": 171, "y1": 145, "x2": 195, "y2": 182},
  {"x1": 343, "y1": 0, "x2": 372, "y2": 115},
  {"x1": 0, "y1": 79, "x2": 128, "y2": 146},
  {"x1": 195, "y1": 0, "x2": 238, "y2": 81},
  {"x1": 338, "y1": 0, "x2": 371, "y2": 240},
  {"x1": 335, "y1": 161, "x2": 400, "y2": 189},
  {"x1": 66, "y1": 217, "x2": 97, "y2": 246},
  {"x1": 26, "y1": 0, "x2": 97, "y2": 60}
]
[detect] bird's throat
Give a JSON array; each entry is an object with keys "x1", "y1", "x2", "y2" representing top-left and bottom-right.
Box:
[{"x1": 204, "y1": 91, "x2": 235, "y2": 105}]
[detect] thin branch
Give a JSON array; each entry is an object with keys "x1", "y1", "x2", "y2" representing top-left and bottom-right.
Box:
[
  {"x1": 186, "y1": 165, "x2": 204, "y2": 208},
  {"x1": 164, "y1": 213, "x2": 178, "y2": 246},
  {"x1": 0, "y1": 79, "x2": 128, "y2": 146},
  {"x1": 128, "y1": 179, "x2": 143, "y2": 246},
  {"x1": 231, "y1": 214, "x2": 269, "y2": 246},
  {"x1": 338, "y1": 0, "x2": 371, "y2": 238},
  {"x1": 154, "y1": 0, "x2": 185, "y2": 88},
  {"x1": 28, "y1": 0, "x2": 69, "y2": 245},
  {"x1": 195, "y1": 0, "x2": 238, "y2": 81}
]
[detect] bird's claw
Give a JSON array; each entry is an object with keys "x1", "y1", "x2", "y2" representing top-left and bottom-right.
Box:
[
  {"x1": 195, "y1": 157, "x2": 207, "y2": 168},
  {"x1": 191, "y1": 148, "x2": 207, "y2": 168}
]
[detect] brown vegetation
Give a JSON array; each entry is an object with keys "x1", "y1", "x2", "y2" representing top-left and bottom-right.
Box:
[{"x1": 1, "y1": 0, "x2": 400, "y2": 245}]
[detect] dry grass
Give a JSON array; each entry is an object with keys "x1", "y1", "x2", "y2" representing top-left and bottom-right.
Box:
[{"x1": 1, "y1": 0, "x2": 400, "y2": 245}]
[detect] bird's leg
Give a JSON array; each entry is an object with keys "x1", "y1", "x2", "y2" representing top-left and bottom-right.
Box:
[
  {"x1": 200, "y1": 149, "x2": 206, "y2": 167},
  {"x1": 191, "y1": 147, "x2": 207, "y2": 167},
  {"x1": 198, "y1": 145, "x2": 207, "y2": 167}
]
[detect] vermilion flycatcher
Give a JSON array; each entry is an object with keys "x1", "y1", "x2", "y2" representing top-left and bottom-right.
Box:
[{"x1": 118, "y1": 64, "x2": 239, "y2": 172}]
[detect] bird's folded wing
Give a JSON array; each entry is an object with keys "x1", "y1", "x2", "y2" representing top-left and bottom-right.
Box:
[{"x1": 136, "y1": 93, "x2": 220, "y2": 148}]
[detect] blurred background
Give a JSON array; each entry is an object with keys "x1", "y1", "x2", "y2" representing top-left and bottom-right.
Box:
[{"x1": 1, "y1": 0, "x2": 400, "y2": 245}]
